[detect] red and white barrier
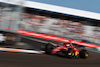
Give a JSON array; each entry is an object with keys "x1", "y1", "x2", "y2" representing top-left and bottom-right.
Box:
[{"x1": 18, "y1": 30, "x2": 100, "y2": 48}]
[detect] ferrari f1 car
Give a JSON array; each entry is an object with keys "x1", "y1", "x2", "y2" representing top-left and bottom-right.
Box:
[{"x1": 41, "y1": 41, "x2": 88, "y2": 59}]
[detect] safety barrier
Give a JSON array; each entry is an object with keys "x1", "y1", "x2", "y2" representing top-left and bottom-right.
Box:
[{"x1": 18, "y1": 30, "x2": 100, "y2": 48}]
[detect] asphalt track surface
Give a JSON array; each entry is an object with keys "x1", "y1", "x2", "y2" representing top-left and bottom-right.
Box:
[
  {"x1": 0, "y1": 51, "x2": 100, "y2": 67},
  {"x1": 0, "y1": 37, "x2": 100, "y2": 67}
]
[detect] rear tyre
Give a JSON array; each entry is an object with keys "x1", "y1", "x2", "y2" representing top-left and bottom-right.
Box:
[
  {"x1": 79, "y1": 50, "x2": 88, "y2": 59},
  {"x1": 45, "y1": 43, "x2": 54, "y2": 54}
]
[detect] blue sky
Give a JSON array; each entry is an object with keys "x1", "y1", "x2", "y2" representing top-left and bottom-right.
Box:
[{"x1": 29, "y1": 0, "x2": 100, "y2": 13}]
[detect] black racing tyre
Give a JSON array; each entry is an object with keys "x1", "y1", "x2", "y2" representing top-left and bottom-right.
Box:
[
  {"x1": 67, "y1": 48, "x2": 75, "y2": 59},
  {"x1": 79, "y1": 50, "x2": 88, "y2": 59},
  {"x1": 45, "y1": 43, "x2": 54, "y2": 54}
]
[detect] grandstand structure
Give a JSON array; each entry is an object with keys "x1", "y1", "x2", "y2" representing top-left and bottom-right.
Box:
[{"x1": 0, "y1": 0, "x2": 100, "y2": 45}]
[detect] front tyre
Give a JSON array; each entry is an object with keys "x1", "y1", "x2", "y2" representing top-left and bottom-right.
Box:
[{"x1": 79, "y1": 50, "x2": 88, "y2": 59}]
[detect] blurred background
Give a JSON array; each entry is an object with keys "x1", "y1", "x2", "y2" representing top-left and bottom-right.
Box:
[{"x1": 0, "y1": 0, "x2": 100, "y2": 48}]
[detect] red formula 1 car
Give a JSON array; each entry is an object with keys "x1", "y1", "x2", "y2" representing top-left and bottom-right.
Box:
[{"x1": 42, "y1": 42, "x2": 88, "y2": 59}]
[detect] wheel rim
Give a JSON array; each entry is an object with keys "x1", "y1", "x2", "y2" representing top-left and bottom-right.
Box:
[
  {"x1": 85, "y1": 53, "x2": 88, "y2": 57},
  {"x1": 72, "y1": 52, "x2": 74, "y2": 56}
]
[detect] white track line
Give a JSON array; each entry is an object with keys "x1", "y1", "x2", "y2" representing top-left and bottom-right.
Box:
[{"x1": 0, "y1": 47, "x2": 45, "y2": 54}]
